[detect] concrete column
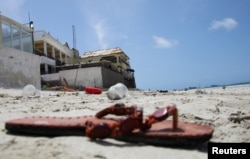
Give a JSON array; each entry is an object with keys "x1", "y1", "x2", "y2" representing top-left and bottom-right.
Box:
[
  {"x1": 59, "y1": 51, "x2": 62, "y2": 63},
  {"x1": 43, "y1": 42, "x2": 47, "y2": 56},
  {"x1": 52, "y1": 47, "x2": 55, "y2": 59},
  {"x1": 43, "y1": 42, "x2": 48, "y2": 73},
  {"x1": 51, "y1": 47, "x2": 56, "y2": 72},
  {"x1": 65, "y1": 55, "x2": 68, "y2": 64}
]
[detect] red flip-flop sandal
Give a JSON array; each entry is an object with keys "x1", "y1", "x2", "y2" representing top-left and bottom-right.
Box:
[
  {"x1": 5, "y1": 115, "x2": 94, "y2": 136},
  {"x1": 5, "y1": 103, "x2": 214, "y2": 146},
  {"x1": 85, "y1": 103, "x2": 214, "y2": 146},
  {"x1": 115, "y1": 120, "x2": 213, "y2": 146}
]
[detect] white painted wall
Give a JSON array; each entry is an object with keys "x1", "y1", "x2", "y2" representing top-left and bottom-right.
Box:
[
  {"x1": 40, "y1": 56, "x2": 56, "y2": 66},
  {"x1": 41, "y1": 73, "x2": 59, "y2": 81},
  {"x1": 0, "y1": 47, "x2": 41, "y2": 89},
  {"x1": 59, "y1": 67, "x2": 103, "y2": 87},
  {"x1": 40, "y1": 66, "x2": 135, "y2": 89}
]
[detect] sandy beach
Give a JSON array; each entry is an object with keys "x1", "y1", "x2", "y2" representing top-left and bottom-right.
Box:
[{"x1": 0, "y1": 85, "x2": 250, "y2": 159}]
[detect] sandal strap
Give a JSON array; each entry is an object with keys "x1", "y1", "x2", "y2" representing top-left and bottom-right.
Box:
[
  {"x1": 95, "y1": 103, "x2": 138, "y2": 118},
  {"x1": 87, "y1": 103, "x2": 178, "y2": 139},
  {"x1": 143, "y1": 104, "x2": 178, "y2": 130}
]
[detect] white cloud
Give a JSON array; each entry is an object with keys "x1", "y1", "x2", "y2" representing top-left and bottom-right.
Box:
[
  {"x1": 92, "y1": 21, "x2": 130, "y2": 49},
  {"x1": 153, "y1": 35, "x2": 178, "y2": 48},
  {"x1": 79, "y1": 1, "x2": 145, "y2": 50},
  {"x1": 80, "y1": 5, "x2": 122, "y2": 49},
  {"x1": 0, "y1": 0, "x2": 26, "y2": 21},
  {"x1": 209, "y1": 18, "x2": 238, "y2": 31},
  {"x1": 93, "y1": 21, "x2": 108, "y2": 49}
]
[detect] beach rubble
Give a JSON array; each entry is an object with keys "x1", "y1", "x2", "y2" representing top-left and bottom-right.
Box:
[{"x1": 0, "y1": 85, "x2": 250, "y2": 159}]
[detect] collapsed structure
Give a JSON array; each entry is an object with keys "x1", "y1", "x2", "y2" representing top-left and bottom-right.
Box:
[{"x1": 0, "y1": 14, "x2": 136, "y2": 89}]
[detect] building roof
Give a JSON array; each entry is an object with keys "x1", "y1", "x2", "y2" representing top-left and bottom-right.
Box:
[
  {"x1": 34, "y1": 30, "x2": 74, "y2": 57},
  {"x1": 81, "y1": 47, "x2": 129, "y2": 59}
]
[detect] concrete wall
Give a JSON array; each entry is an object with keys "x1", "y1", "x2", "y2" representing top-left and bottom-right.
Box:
[
  {"x1": 40, "y1": 56, "x2": 56, "y2": 66},
  {"x1": 102, "y1": 67, "x2": 136, "y2": 88},
  {"x1": 0, "y1": 47, "x2": 41, "y2": 89},
  {"x1": 41, "y1": 66, "x2": 134, "y2": 89},
  {"x1": 101, "y1": 67, "x2": 124, "y2": 88},
  {"x1": 41, "y1": 73, "x2": 59, "y2": 81},
  {"x1": 59, "y1": 67, "x2": 103, "y2": 88}
]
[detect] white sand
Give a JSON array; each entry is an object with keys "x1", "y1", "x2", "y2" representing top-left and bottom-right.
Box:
[{"x1": 0, "y1": 86, "x2": 250, "y2": 159}]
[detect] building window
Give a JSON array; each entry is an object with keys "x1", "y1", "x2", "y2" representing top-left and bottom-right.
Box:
[
  {"x1": 1, "y1": 20, "x2": 33, "y2": 53},
  {"x1": 22, "y1": 30, "x2": 33, "y2": 53},
  {"x1": 2, "y1": 21, "x2": 12, "y2": 47},
  {"x1": 12, "y1": 25, "x2": 21, "y2": 50}
]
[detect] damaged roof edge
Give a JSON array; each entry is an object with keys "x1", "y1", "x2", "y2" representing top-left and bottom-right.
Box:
[{"x1": 81, "y1": 47, "x2": 129, "y2": 59}]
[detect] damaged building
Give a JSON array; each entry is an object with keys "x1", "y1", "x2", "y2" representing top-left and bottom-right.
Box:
[
  {"x1": 0, "y1": 14, "x2": 41, "y2": 88},
  {"x1": 0, "y1": 14, "x2": 136, "y2": 89}
]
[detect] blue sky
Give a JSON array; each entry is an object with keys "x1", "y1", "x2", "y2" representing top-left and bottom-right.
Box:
[{"x1": 1, "y1": 0, "x2": 250, "y2": 90}]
